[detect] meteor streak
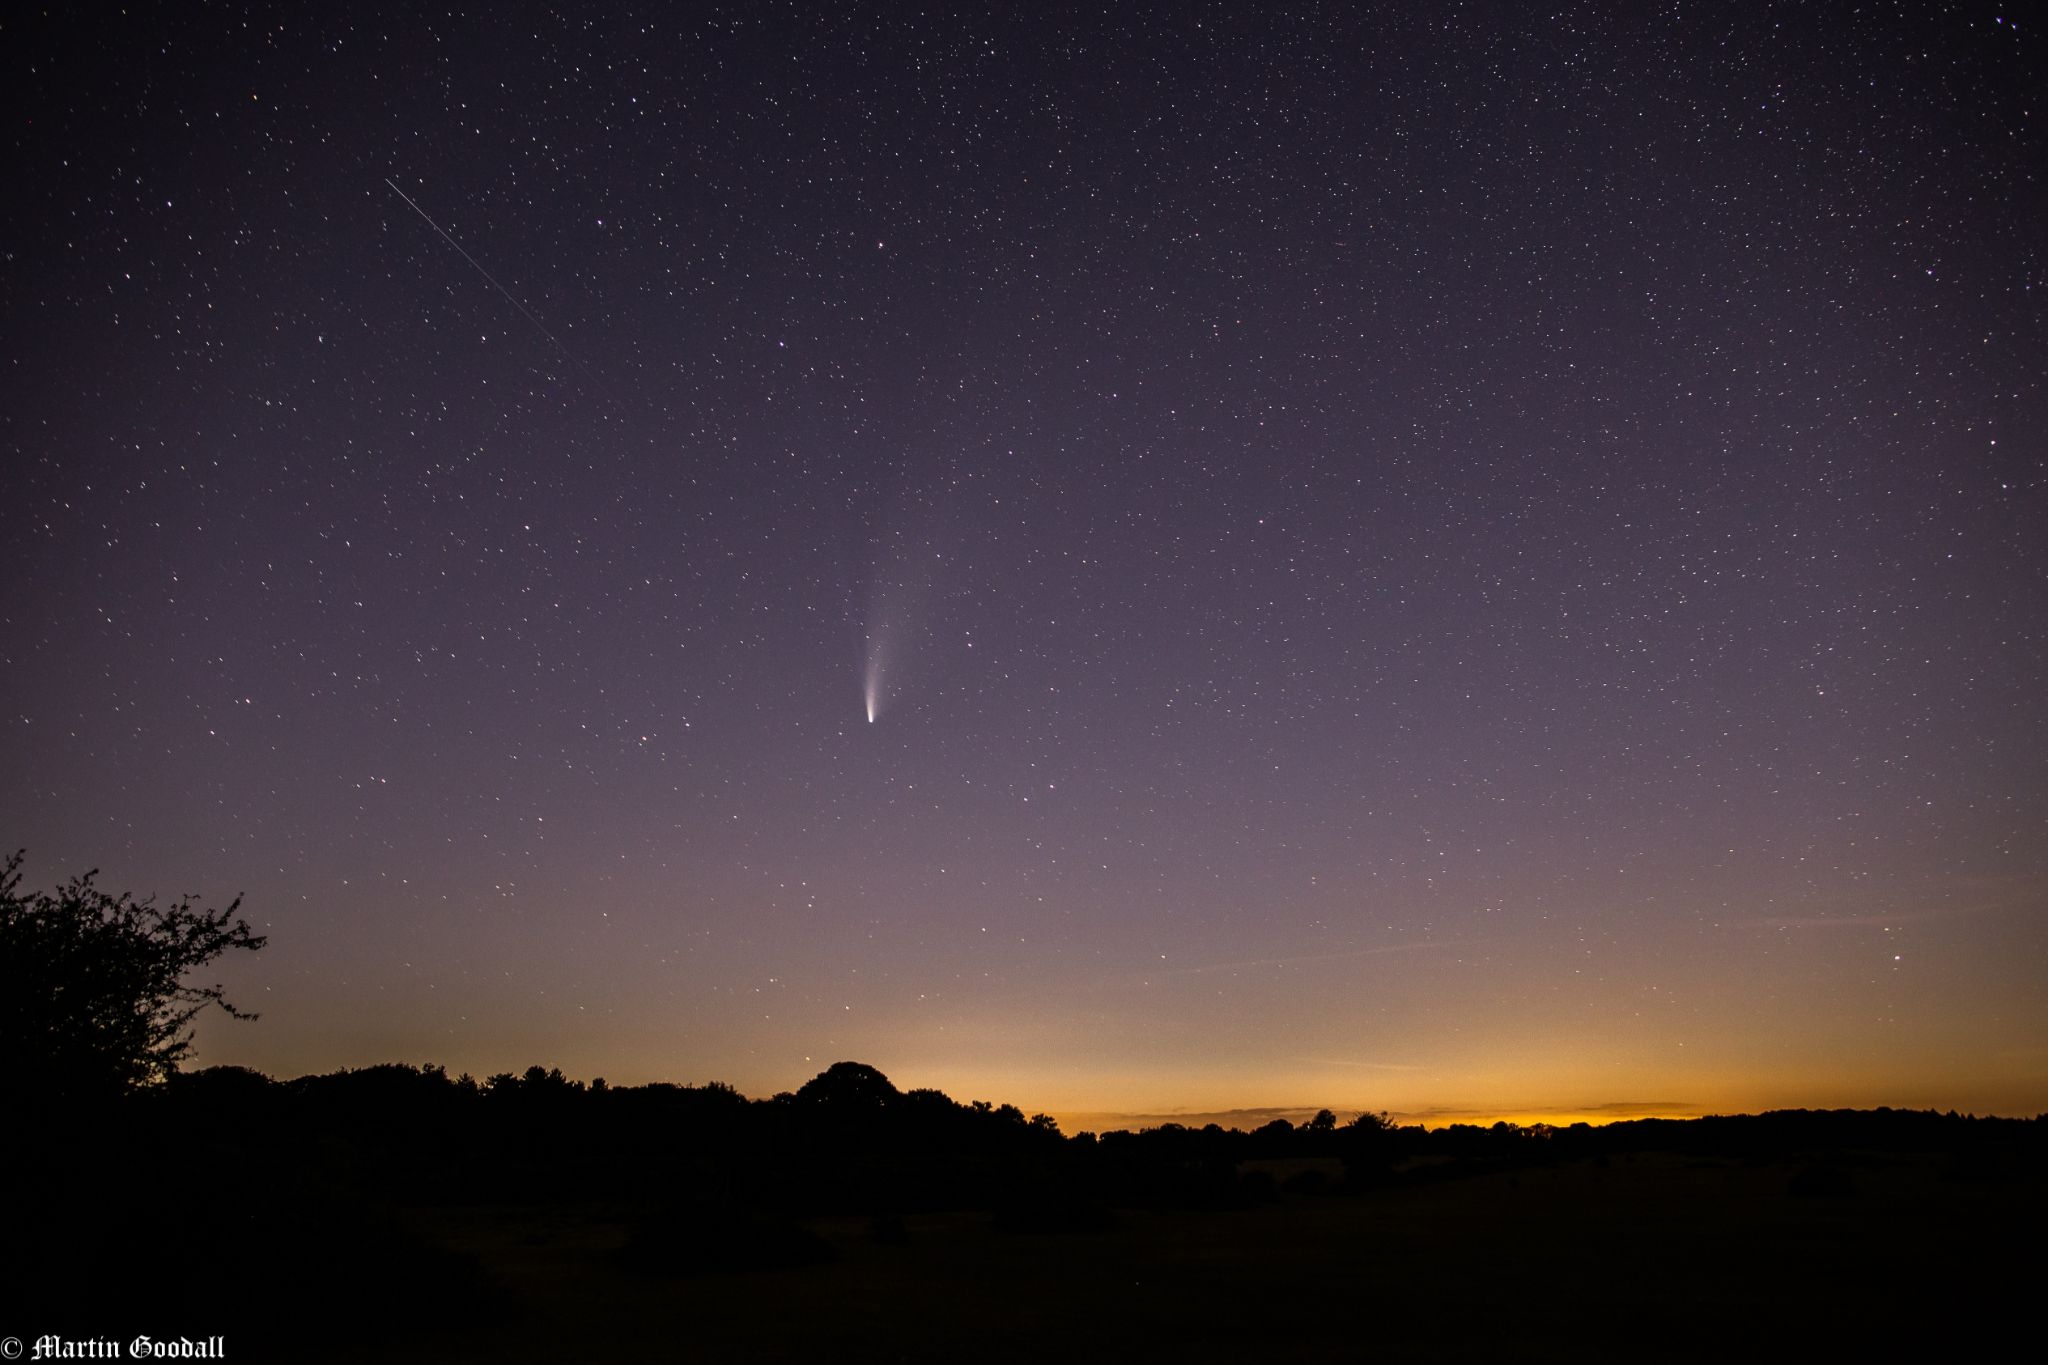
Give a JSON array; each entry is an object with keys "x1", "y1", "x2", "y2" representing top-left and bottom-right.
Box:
[{"x1": 383, "y1": 177, "x2": 579, "y2": 365}]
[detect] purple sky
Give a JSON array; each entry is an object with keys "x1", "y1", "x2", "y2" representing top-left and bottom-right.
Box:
[{"x1": 4, "y1": 3, "x2": 2043, "y2": 1123}]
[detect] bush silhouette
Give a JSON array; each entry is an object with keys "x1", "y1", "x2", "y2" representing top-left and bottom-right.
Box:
[{"x1": 0, "y1": 850, "x2": 264, "y2": 1102}]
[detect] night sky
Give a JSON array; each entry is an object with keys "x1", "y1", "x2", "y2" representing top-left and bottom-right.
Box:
[{"x1": 5, "y1": 3, "x2": 2043, "y2": 1128}]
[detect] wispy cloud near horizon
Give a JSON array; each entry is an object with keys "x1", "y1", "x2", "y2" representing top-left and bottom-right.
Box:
[
  {"x1": 1050, "y1": 1098, "x2": 1707, "y2": 1133},
  {"x1": 1164, "y1": 939, "x2": 1460, "y2": 976}
]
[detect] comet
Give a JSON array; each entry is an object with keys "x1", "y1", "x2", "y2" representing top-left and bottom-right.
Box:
[
  {"x1": 863, "y1": 647, "x2": 884, "y2": 723},
  {"x1": 860, "y1": 516, "x2": 950, "y2": 725}
]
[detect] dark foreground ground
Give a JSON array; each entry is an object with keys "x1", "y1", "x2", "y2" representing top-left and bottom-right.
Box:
[
  {"x1": 227, "y1": 1149, "x2": 2040, "y2": 1360},
  {"x1": 16, "y1": 1072, "x2": 2041, "y2": 1362},
  {"x1": 364, "y1": 1162, "x2": 2031, "y2": 1358}
]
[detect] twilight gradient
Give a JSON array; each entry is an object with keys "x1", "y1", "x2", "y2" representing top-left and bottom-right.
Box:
[{"x1": 3, "y1": 3, "x2": 2043, "y2": 1126}]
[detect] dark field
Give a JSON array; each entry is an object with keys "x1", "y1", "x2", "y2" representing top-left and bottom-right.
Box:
[
  {"x1": 18, "y1": 1066, "x2": 2040, "y2": 1362},
  {"x1": 338, "y1": 1150, "x2": 2035, "y2": 1362}
]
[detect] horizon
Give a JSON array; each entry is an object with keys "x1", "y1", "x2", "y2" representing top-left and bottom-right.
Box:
[
  {"x1": 172, "y1": 1051, "x2": 2046, "y2": 1134},
  {"x1": 7, "y1": 6, "x2": 2045, "y2": 1127}
]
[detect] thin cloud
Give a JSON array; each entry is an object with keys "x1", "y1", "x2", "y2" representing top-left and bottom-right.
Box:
[
  {"x1": 1761, "y1": 908, "x2": 1978, "y2": 930},
  {"x1": 1051, "y1": 1098, "x2": 1707, "y2": 1132},
  {"x1": 1165, "y1": 939, "x2": 1460, "y2": 976},
  {"x1": 1054, "y1": 1104, "x2": 1380, "y2": 1133},
  {"x1": 1393, "y1": 1100, "x2": 1701, "y2": 1124},
  {"x1": 1757, "y1": 883, "x2": 2043, "y2": 930}
]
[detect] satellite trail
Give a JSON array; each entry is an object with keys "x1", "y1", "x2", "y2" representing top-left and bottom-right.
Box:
[{"x1": 383, "y1": 177, "x2": 579, "y2": 366}]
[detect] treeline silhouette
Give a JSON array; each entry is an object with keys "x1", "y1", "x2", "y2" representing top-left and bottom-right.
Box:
[
  {"x1": 17, "y1": 1058, "x2": 2043, "y2": 1358},
  {"x1": 145, "y1": 1058, "x2": 2043, "y2": 1208},
  {"x1": 11, "y1": 856, "x2": 2040, "y2": 1357},
  {"x1": 111, "y1": 1060, "x2": 1392, "y2": 1242}
]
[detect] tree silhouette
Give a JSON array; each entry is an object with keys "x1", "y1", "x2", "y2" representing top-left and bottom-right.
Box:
[
  {"x1": 0, "y1": 850, "x2": 265, "y2": 1102},
  {"x1": 796, "y1": 1060, "x2": 899, "y2": 1110}
]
